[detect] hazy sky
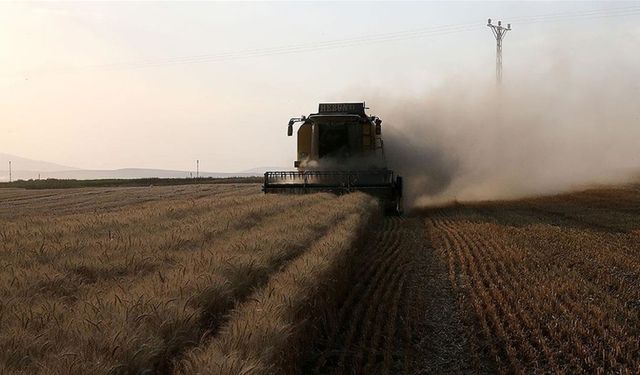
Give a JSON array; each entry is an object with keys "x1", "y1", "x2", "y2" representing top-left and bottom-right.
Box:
[{"x1": 1, "y1": 1, "x2": 638, "y2": 172}]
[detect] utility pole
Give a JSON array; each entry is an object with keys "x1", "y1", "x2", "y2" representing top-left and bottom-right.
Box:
[
  {"x1": 487, "y1": 18, "x2": 511, "y2": 84},
  {"x1": 8, "y1": 161, "x2": 11, "y2": 183},
  {"x1": 196, "y1": 160, "x2": 199, "y2": 178}
]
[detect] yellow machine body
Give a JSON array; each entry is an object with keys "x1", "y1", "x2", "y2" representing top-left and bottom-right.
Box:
[{"x1": 296, "y1": 119, "x2": 383, "y2": 170}]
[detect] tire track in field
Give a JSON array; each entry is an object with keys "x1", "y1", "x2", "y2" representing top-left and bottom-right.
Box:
[
  {"x1": 441, "y1": 217, "x2": 523, "y2": 373},
  {"x1": 421, "y1": 215, "x2": 492, "y2": 374},
  {"x1": 311, "y1": 217, "x2": 413, "y2": 375},
  {"x1": 308, "y1": 216, "x2": 480, "y2": 375}
]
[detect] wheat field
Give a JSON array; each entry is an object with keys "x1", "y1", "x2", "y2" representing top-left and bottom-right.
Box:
[
  {"x1": 0, "y1": 184, "x2": 378, "y2": 374},
  {"x1": 3, "y1": 183, "x2": 640, "y2": 374}
]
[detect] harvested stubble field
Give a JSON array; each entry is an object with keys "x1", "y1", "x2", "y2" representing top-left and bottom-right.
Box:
[
  {"x1": 420, "y1": 187, "x2": 640, "y2": 374},
  {"x1": 308, "y1": 184, "x2": 640, "y2": 374},
  {"x1": 0, "y1": 184, "x2": 379, "y2": 374},
  {"x1": 2, "y1": 183, "x2": 640, "y2": 374}
]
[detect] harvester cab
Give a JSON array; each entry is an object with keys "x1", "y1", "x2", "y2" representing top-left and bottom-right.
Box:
[{"x1": 263, "y1": 103, "x2": 403, "y2": 215}]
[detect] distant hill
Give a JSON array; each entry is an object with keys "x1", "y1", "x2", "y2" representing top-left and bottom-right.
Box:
[
  {"x1": 0, "y1": 153, "x2": 265, "y2": 181},
  {"x1": 0, "y1": 153, "x2": 77, "y2": 173},
  {"x1": 3, "y1": 168, "x2": 260, "y2": 181}
]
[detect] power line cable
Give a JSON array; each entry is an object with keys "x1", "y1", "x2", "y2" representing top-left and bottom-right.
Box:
[
  {"x1": 20, "y1": 6, "x2": 640, "y2": 75},
  {"x1": 505, "y1": 4, "x2": 640, "y2": 22},
  {"x1": 43, "y1": 23, "x2": 479, "y2": 73},
  {"x1": 515, "y1": 7, "x2": 640, "y2": 25}
]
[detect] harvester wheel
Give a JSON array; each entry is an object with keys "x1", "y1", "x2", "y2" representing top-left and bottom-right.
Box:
[{"x1": 384, "y1": 196, "x2": 403, "y2": 216}]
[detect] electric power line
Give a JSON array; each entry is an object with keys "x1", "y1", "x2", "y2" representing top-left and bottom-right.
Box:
[
  {"x1": 504, "y1": 4, "x2": 640, "y2": 23},
  {"x1": 18, "y1": 5, "x2": 640, "y2": 76},
  {"x1": 42, "y1": 23, "x2": 480, "y2": 74}
]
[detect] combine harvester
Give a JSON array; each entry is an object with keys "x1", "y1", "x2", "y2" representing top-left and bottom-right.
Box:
[{"x1": 263, "y1": 102, "x2": 403, "y2": 214}]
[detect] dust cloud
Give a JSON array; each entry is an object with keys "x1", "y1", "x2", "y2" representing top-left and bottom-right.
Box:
[{"x1": 377, "y1": 40, "x2": 640, "y2": 209}]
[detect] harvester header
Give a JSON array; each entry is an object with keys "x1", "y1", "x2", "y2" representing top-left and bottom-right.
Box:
[{"x1": 264, "y1": 102, "x2": 403, "y2": 214}]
